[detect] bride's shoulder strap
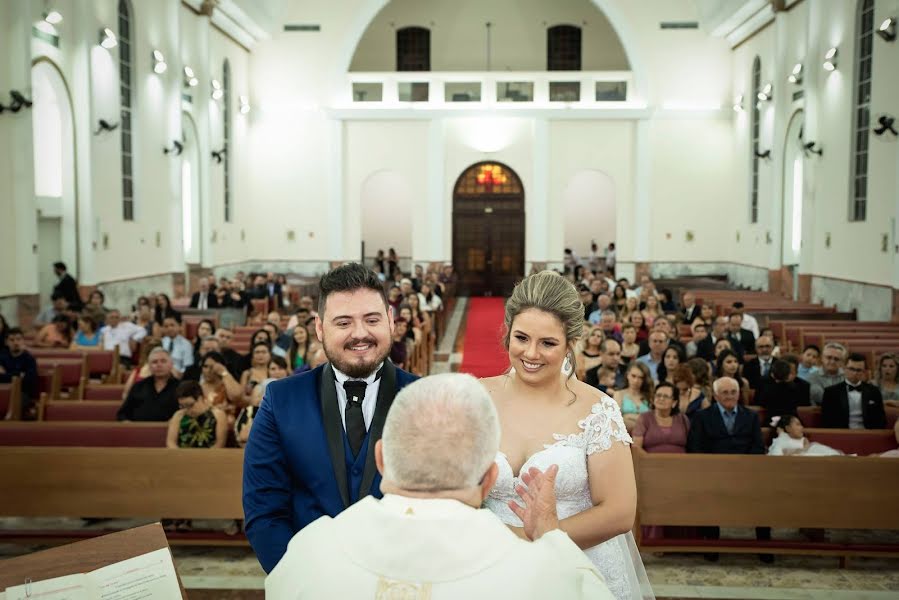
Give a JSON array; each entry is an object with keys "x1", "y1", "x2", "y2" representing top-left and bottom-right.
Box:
[{"x1": 579, "y1": 393, "x2": 633, "y2": 455}]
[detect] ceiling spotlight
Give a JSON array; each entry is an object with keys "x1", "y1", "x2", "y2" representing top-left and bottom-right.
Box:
[
  {"x1": 99, "y1": 27, "x2": 117, "y2": 49},
  {"x1": 183, "y1": 66, "x2": 198, "y2": 87},
  {"x1": 732, "y1": 94, "x2": 744, "y2": 112},
  {"x1": 239, "y1": 95, "x2": 250, "y2": 114},
  {"x1": 876, "y1": 17, "x2": 896, "y2": 42},
  {"x1": 211, "y1": 79, "x2": 223, "y2": 100},
  {"x1": 823, "y1": 47, "x2": 838, "y2": 71},
  {"x1": 44, "y1": 11, "x2": 63, "y2": 25},
  {"x1": 788, "y1": 63, "x2": 803, "y2": 84},
  {"x1": 757, "y1": 83, "x2": 773, "y2": 102},
  {"x1": 152, "y1": 50, "x2": 167, "y2": 74}
]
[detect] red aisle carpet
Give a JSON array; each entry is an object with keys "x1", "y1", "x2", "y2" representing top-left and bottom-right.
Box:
[{"x1": 458, "y1": 297, "x2": 509, "y2": 378}]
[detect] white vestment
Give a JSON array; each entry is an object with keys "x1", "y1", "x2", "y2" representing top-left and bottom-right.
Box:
[{"x1": 265, "y1": 494, "x2": 613, "y2": 600}]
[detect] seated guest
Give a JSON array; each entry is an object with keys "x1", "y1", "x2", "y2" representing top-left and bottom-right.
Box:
[
  {"x1": 657, "y1": 288, "x2": 677, "y2": 313},
  {"x1": 585, "y1": 339, "x2": 627, "y2": 390},
  {"x1": 265, "y1": 373, "x2": 611, "y2": 599},
  {"x1": 873, "y1": 353, "x2": 899, "y2": 407},
  {"x1": 575, "y1": 326, "x2": 603, "y2": 380},
  {"x1": 134, "y1": 301, "x2": 157, "y2": 338},
  {"x1": 85, "y1": 290, "x2": 109, "y2": 324},
  {"x1": 716, "y1": 350, "x2": 750, "y2": 405},
  {"x1": 117, "y1": 348, "x2": 179, "y2": 421},
  {"x1": 190, "y1": 277, "x2": 218, "y2": 309},
  {"x1": 153, "y1": 293, "x2": 180, "y2": 326},
  {"x1": 183, "y1": 335, "x2": 220, "y2": 381},
  {"x1": 398, "y1": 305, "x2": 424, "y2": 346},
  {"x1": 287, "y1": 325, "x2": 312, "y2": 374},
  {"x1": 268, "y1": 356, "x2": 290, "y2": 380},
  {"x1": 199, "y1": 351, "x2": 243, "y2": 422},
  {"x1": 619, "y1": 323, "x2": 640, "y2": 363},
  {"x1": 808, "y1": 342, "x2": 847, "y2": 406},
  {"x1": 798, "y1": 345, "x2": 821, "y2": 381},
  {"x1": 0, "y1": 314, "x2": 8, "y2": 353},
  {"x1": 100, "y1": 309, "x2": 148, "y2": 368},
  {"x1": 743, "y1": 335, "x2": 776, "y2": 390},
  {"x1": 821, "y1": 352, "x2": 886, "y2": 430},
  {"x1": 262, "y1": 319, "x2": 289, "y2": 358},
  {"x1": 285, "y1": 307, "x2": 311, "y2": 333},
  {"x1": 756, "y1": 359, "x2": 810, "y2": 416},
  {"x1": 685, "y1": 321, "x2": 708, "y2": 358},
  {"x1": 122, "y1": 340, "x2": 161, "y2": 399},
  {"x1": 166, "y1": 380, "x2": 228, "y2": 449},
  {"x1": 241, "y1": 342, "x2": 273, "y2": 405},
  {"x1": 71, "y1": 313, "x2": 102, "y2": 348},
  {"x1": 713, "y1": 338, "x2": 734, "y2": 363},
  {"x1": 612, "y1": 362, "x2": 653, "y2": 429},
  {"x1": 656, "y1": 346, "x2": 685, "y2": 385},
  {"x1": 696, "y1": 316, "x2": 734, "y2": 361},
  {"x1": 641, "y1": 294, "x2": 662, "y2": 327},
  {"x1": 0, "y1": 328, "x2": 39, "y2": 418},
  {"x1": 731, "y1": 302, "x2": 760, "y2": 338},
  {"x1": 681, "y1": 292, "x2": 700, "y2": 324},
  {"x1": 673, "y1": 364, "x2": 708, "y2": 420},
  {"x1": 632, "y1": 382, "x2": 690, "y2": 454},
  {"x1": 697, "y1": 303, "x2": 716, "y2": 326},
  {"x1": 636, "y1": 331, "x2": 668, "y2": 383},
  {"x1": 778, "y1": 353, "x2": 811, "y2": 406},
  {"x1": 160, "y1": 315, "x2": 194, "y2": 374},
  {"x1": 759, "y1": 328, "x2": 781, "y2": 357},
  {"x1": 236, "y1": 378, "x2": 273, "y2": 447},
  {"x1": 215, "y1": 328, "x2": 244, "y2": 378},
  {"x1": 419, "y1": 282, "x2": 443, "y2": 312},
  {"x1": 390, "y1": 318, "x2": 410, "y2": 370},
  {"x1": 35, "y1": 293, "x2": 69, "y2": 328},
  {"x1": 619, "y1": 296, "x2": 639, "y2": 321},
  {"x1": 628, "y1": 311, "x2": 649, "y2": 344},
  {"x1": 767, "y1": 414, "x2": 842, "y2": 456},
  {"x1": 35, "y1": 314, "x2": 73, "y2": 348},
  {"x1": 687, "y1": 377, "x2": 769, "y2": 561},
  {"x1": 191, "y1": 319, "x2": 217, "y2": 364},
  {"x1": 591, "y1": 366, "x2": 618, "y2": 393}
]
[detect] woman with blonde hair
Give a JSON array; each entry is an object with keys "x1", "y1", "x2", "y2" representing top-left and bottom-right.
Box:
[
  {"x1": 481, "y1": 270, "x2": 653, "y2": 600},
  {"x1": 612, "y1": 362, "x2": 654, "y2": 430},
  {"x1": 575, "y1": 325, "x2": 605, "y2": 381}
]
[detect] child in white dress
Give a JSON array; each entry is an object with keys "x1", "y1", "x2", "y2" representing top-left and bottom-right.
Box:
[{"x1": 767, "y1": 414, "x2": 843, "y2": 456}]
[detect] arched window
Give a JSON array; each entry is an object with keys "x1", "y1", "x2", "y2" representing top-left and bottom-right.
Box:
[
  {"x1": 223, "y1": 59, "x2": 232, "y2": 223},
  {"x1": 750, "y1": 56, "x2": 761, "y2": 224},
  {"x1": 850, "y1": 0, "x2": 874, "y2": 222},
  {"x1": 396, "y1": 27, "x2": 430, "y2": 71},
  {"x1": 118, "y1": 0, "x2": 134, "y2": 220},
  {"x1": 547, "y1": 25, "x2": 582, "y2": 71}
]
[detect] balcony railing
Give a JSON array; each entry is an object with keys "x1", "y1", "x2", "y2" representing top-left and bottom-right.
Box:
[{"x1": 345, "y1": 71, "x2": 635, "y2": 108}]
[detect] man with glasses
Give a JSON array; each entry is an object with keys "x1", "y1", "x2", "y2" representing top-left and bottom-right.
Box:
[
  {"x1": 743, "y1": 335, "x2": 776, "y2": 390},
  {"x1": 822, "y1": 353, "x2": 886, "y2": 429},
  {"x1": 807, "y1": 343, "x2": 847, "y2": 406}
]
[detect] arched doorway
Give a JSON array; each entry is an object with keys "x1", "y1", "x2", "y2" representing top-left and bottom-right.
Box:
[
  {"x1": 780, "y1": 110, "x2": 805, "y2": 300},
  {"x1": 31, "y1": 59, "x2": 77, "y2": 304},
  {"x1": 452, "y1": 162, "x2": 524, "y2": 296}
]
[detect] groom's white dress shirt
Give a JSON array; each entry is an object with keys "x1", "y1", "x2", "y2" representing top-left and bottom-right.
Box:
[{"x1": 265, "y1": 494, "x2": 612, "y2": 599}]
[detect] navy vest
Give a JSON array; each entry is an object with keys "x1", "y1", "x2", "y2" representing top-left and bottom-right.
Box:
[{"x1": 342, "y1": 423, "x2": 371, "y2": 505}]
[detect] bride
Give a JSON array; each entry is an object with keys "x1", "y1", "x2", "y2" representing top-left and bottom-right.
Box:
[{"x1": 481, "y1": 271, "x2": 654, "y2": 600}]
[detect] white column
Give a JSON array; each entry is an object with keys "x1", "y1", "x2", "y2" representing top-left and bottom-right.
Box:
[
  {"x1": 530, "y1": 118, "x2": 549, "y2": 265},
  {"x1": 329, "y1": 118, "x2": 347, "y2": 260},
  {"x1": 426, "y1": 117, "x2": 446, "y2": 262},
  {"x1": 617, "y1": 118, "x2": 651, "y2": 283}
]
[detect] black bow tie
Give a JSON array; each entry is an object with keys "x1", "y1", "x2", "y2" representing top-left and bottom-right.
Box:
[
  {"x1": 343, "y1": 380, "x2": 367, "y2": 403},
  {"x1": 846, "y1": 383, "x2": 861, "y2": 392}
]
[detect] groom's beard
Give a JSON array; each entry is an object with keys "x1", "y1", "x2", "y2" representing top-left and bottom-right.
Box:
[{"x1": 322, "y1": 335, "x2": 391, "y2": 379}]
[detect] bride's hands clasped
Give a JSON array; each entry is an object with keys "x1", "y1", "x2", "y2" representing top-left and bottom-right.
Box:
[{"x1": 508, "y1": 464, "x2": 560, "y2": 541}]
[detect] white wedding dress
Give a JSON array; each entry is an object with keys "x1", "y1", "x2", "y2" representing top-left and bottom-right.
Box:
[{"x1": 486, "y1": 395, "x2": 655, "y2": 600}]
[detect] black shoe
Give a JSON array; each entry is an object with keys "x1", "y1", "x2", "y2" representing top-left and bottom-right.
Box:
[
  {"x1": 704, "y1": 553, "x2": 719, "y2": 562},
  {"x1": 759, "y1": 553, "x2": 774, "y2": 563}
]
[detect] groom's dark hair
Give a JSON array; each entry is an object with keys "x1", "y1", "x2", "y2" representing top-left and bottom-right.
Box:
[{"x1": 318, "y1": 263, "x2": 388, "y2": 316}]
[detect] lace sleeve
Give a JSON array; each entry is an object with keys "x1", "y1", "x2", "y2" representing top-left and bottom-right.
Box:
[{"x1": 579, "y1": 394, "x2": 632, "y2": 455}]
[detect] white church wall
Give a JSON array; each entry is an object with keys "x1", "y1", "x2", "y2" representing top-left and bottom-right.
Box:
[{"x1": 349, "y1": 0, "x2": 629, "y2": 72}]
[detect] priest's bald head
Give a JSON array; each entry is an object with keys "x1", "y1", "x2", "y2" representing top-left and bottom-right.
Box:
[{"x1": 375, "y1": 373, "x2": 500, "y2": 507}]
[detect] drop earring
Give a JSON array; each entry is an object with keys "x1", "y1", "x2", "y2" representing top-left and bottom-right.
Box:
[{"x1": 563, "y1": 354, "x2": 572, "y2": 372}]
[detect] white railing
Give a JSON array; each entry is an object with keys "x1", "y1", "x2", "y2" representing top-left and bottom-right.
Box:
[{"x1": 343, "y1": 71, "x2": 637, "y2": 109}]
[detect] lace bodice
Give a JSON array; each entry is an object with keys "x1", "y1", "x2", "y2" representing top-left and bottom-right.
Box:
[{"x1": 485, "y1": 395, "x2": 646, "y2": 600}]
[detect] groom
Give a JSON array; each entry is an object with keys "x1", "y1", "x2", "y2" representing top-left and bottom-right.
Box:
[{"x1": 243, "y1": 263, "x2": 419, "y2": 572}]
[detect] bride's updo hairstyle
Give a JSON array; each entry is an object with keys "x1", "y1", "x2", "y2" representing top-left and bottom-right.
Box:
[{"x1": 502, "y1": 270, "x2": 583, "y2": 381}]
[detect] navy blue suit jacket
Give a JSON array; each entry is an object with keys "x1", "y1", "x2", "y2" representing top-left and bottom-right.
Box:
[{"x1": 242, "y1": 361, "x2": 418, "y2": 573}]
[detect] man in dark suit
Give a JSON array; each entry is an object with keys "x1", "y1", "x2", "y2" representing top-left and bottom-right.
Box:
[
  {"x1": 687, "y1": 376, "x2": 770, "y2": 561},
  {"x1": 779, "y1": 354, "x2": 811, "y2": 407},
  {"x1": 756, "y1": 359, "x2": 811, "y2": 416},
  {"x1": 266, "y1": 272, "x2": 283, "y2": 310},
  {"x1": 585, "y1": 339, "x2": 627, "y2": 390},
  {"x1": 821, "y1": 353, "x2": 886, "y2": 429},
  {"x1": 726, "y1": 312, "x2": 755, "y2": 359},
  {"x1": 743, "y1": 335, "x2": 776, "y2": 391},
  {"x1": 243, "y1": 263, "x2": 418, "y2": 573},
  {"x1": 696, "y1": 317, "x2": 742, "y2": 361},
  {"x1": 681, "y1": 291, "x2": 701, "y2": 324},
  {"x1": 189, "y1": 277, "x2": 219, "y2": 309},
  {"x1": 52, "y1": 261, "x2": 83, "y2": 311}
]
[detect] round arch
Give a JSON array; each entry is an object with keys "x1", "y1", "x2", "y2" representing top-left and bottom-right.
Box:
[
  {"x1": 181, "y1": 111, "x2": 202, "y2": 265},
  {"x1": 779, "y1": 109, "x2": 806, "y2": 299},
  {"x1": 452, "y1": 161, "x2": 524, "y2": 296},
  {"x1": 31, "y1": 57, "x2": 79, "y2": 302},
  {"x1": 333, "y1": 0, "x2": 648, "y2": 100}
]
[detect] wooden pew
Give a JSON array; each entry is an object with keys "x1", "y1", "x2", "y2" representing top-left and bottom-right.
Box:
[
  {"x1": 0, "y1": 422, "x2": 168, "y2": 447},
  {"x1": 39, "y1": 399, "x2": 121, "y2": 421},
  {"x1": 633, "y1": 450, "x2": 899, "y2": 563},
  {"x1": 0, "y1": 377, "x2": 22, "y2": 420}
]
